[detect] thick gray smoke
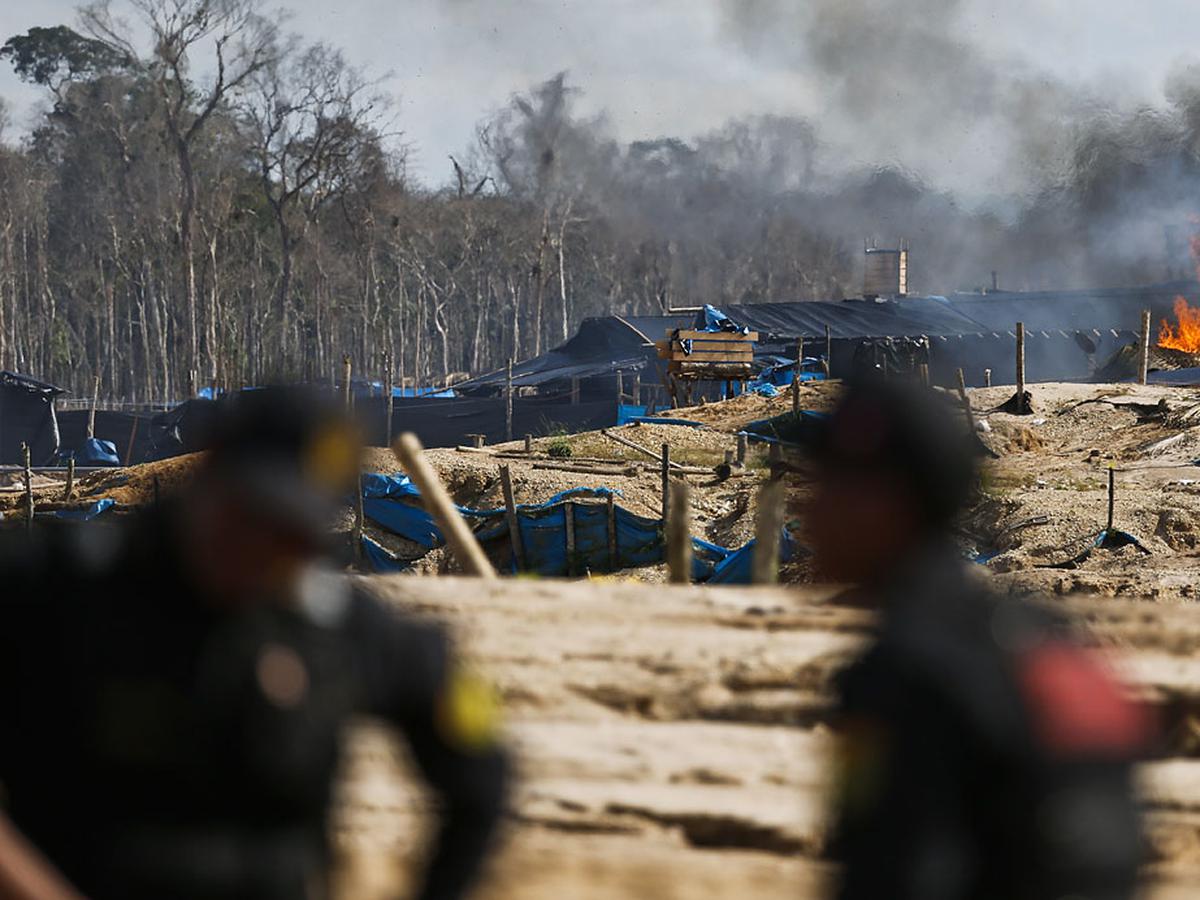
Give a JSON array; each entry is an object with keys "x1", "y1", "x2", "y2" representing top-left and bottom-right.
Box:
[
  {"x1": 714, "y1": 0, "x2": 1200, "y2": 291},
  {"x1": 456, "y1": 1, "x2": 1200, "y2": 296}
]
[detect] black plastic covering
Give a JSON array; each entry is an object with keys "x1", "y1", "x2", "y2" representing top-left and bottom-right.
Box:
[{"x1": 0, "y1": 372, "x2": 64, "y2": 465}]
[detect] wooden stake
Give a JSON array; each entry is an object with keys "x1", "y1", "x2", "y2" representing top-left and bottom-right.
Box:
[
  {"x1": 984, "y1": 368, "x2": 992, "y2": 388},
  {"x1": 666, "y1": 477, "x2": 692, "y2": 584},
  {"x1": 499, "y1": 464, "x2": 526, "y2": 571},
  {"x1": 564, "y1": 502, "x2": 576, "y2": 576},
  {"x1": 22, "y1": 442, "x2": 33, "y2": 531},
  {"x1": 824, "y1": 324, "x2": 832, "y2": 377},
  {"x1": 393, "y1": 432, "x2": 497, "y2": 579},
  {"x1": 606, "y1": 493, "x2": 618, "y2": 571},
  {"x1": 506, "y1": 358, "x2": 515, "y2": 442},
  {"x1": 1137, "y1": 308, "x2": 1151, "y2": 386},
  {"x1": 737, "y1": 433, "x2": 748, "y2": 465},
  {"x1": 524, "y1": 434, "x2": 533, "y2": 455},
  {"x1": 352, "y1": 472, "x2": 364, "y2": 564},
  {"x1": 955, "y1": 368, "x2": 976, "y2": 430},
  {"x1": 570, "y1": 377, "x2": 580, "y2": 406},
  {"x1": 632, "y1": 372, "x2": 641, "y2": 405},
  {"x1": 384, "y1": 349, "x2": 394, "y2": 446},
  {"x1": 1107, "y1": 465, "x2": 1116, "y2": 534},
  {"x1": 792, "y1": 337, "x2": 803, "y2": 415},
  {"x1": 1015, "y1": 322, "x2": 1026, "y2": 414},
  {"x1": 64, "y1": 456, "x2": 74, "y2": 501},
  {"x1": 123, "y1": 415, "x2": 139, "y2": 466},
  {"x1": 661, "y1": 443, "x2": 670, "y2": 519},
  {"x1": 86, "y1": 375, "x2": 100, "y2": 440},
  {"x1": 616, "y1": 371, "x2": 624, "y2": 405},
  {"x1": 342, "y1": 355, "x2": 352, "y2": 413},
  {"x1": 752, "y1": 479, "x2": 786, "y2": 584}
]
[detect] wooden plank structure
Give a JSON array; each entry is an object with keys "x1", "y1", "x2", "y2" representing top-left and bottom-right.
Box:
[{"x1": 655, "y1": 328, "x2": 758, "y2": 407}]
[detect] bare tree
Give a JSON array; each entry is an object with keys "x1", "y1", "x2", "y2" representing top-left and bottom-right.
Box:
[
  {"x1": 82, "y1": 0, "x2": 279, "y2": 382},
  {"x1": 241, "y1": 41, "x2": 385, "y2": 374}
]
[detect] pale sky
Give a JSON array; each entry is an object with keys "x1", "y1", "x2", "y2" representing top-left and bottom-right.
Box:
[{"x1": 2, "y1": 1, "x2": 1199, "y2": 187}]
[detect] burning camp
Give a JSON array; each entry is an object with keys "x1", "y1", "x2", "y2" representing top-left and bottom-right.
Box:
[{"x1": 3, "y1": 2, "x2": 1200, "y2": 899}]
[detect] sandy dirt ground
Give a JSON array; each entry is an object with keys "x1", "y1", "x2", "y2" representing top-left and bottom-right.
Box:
[{"x1": 332, "y1": 577, "x2": 1200, "y2": 900}]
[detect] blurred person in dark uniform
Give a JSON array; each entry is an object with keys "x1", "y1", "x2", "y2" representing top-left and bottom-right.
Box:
[
  {"x1": 807, "y1": 378, "x2": 1151, "y2": 900},
  {"x1": 0, "y1": 387, "x2": 507, "y2": 900}
]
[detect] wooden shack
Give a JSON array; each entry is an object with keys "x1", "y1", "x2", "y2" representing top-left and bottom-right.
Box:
[{"x1": 656, "y1": 328, "x2": 758, "y2": 405}]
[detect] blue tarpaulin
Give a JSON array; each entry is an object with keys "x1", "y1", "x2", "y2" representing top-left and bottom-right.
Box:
[
  {"x1": 616, "y1": 403, "x2": 648, "y2": 424},
  {"x1": 699, "y1": 304, "x2": 751, "y2": 335},
  {"x1": 46, "y1": 498, "x2": 116, "y2": 521},
  {"x1": 361, "y1": 536, "x2": 410, "y2": 572},
  {"x1": 358, "y1": 472, "x2": 796, "y2": 582},
  {"x1": 78, "y1": 438, "x2": 120, "y2": 466}
]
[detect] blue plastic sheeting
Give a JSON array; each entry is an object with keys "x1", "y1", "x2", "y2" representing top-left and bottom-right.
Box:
[
  {"x1": 706, "y1": 529, "x2": 796, "y2": 584},
  {"x1": 700, "y1": 304, "x2": 751, "y2": 335},
  {"x1": 358, "y1": 474, "x2": 621, "y2": 551},
  {"x1": 361, "y1": 536, "x2": 410, "y2": 572},
  {"x1": 78, "y1": 438, "x2": 120, "y2": 466},
  {"x1": 752, "y1": 357, "x2": 826, "y2": 389},
  {"x1": 365, "y1": 381, "x2": 457, "y2": 399},
  {"x1": 627, "y1": 417, "x2": 704, "y2": 427},
  {"x1": 616, "y1": 403, "x2": 648, "y2": 425},
  {"x1": 358, "y1": 471, "x2": 795, "y2": 583},
  {"x1": 360, "y1": 473, "x2": 439, "y2": 548},
  {"x1": 49, "y1": 498, "x2": 116, "y2": 521}
]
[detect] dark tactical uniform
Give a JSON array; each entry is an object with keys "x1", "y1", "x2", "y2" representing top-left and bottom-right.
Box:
[
  {"x1": 828, "y1": 549, "x2": 1149, "y2": 900},
  {"x1": 0, "y1": 506, "x2": 506, "y2": 900}
]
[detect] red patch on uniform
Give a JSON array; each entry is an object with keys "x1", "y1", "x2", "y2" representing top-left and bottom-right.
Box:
[{"x1": 1017, "y1": 642, "x2": 1153, "y2": 756}]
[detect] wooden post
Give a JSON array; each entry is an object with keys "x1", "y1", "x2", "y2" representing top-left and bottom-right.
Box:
[
  {"x1": 616, "y1": 371, "x2": 624, "y2": 405},
  {"x1": 384, "y1": 349, "x2": 394, "y2": 447},
  {"x1": 984, "y1": 368, "x2": 992, "y2": 388},
  {"x1": 661, "y1": 443, "x2": 670, "y2": 519},
  {"x1": 918, "y1": 362, "x2": 930, "y2": 387},
  {"x1": 955, "y1": 368, "x2": 976, "y2": 431},
  {"x1": 342, "y1": 355, "x2": 352, "y2": 413},
  {"x1": 352, "y1": 472, "x2": 364, "y2": 564},
  {"x1": 824, "y1": 324, "x2": 832, "y2": 377},
  {"x1": 64, "y1": 456, "x2": 75, "y2": 500},
  {"x1": 792, "y1": 337, "x2": 803, "y2": 415},
  {"x1": 393, "y1": 433, "x2": 498, "y2": 579},
  {"x1": 570, "y1": 377, "x2": 580, "y2": 406},
  {"x1": 1107, "y1": 465, "x2": 1115, "y2": 534},
  {"x1": 737, "y1": 433, "x2": 748, "y2": 465},
  {"x1": 86, "y1": 375, "x2": 100, "y2": 440},
  {"x1": 564, "y1": 502, "x2": 576, "y2": 576},
  {"x1": 505, "y1": 358, "x2": 514, "y2": 442},
  {"x1": 123, "y1": 415, "x2": 139, "y2": 466},
  {"x1": 1137, "y1": 309, "x2": 1151, "y2": 386},
  {"x1": 752, "y1": 479, "x2": 786, "y2": 584},
  {"x1": 632, "y1": 372, "x2": 641, "y2": 405},
  {"x1": 666, "y1": 477, "x2": 692, "y2": 584},
  {"x1": 499, "y1": 464, "x2": 526, "y2": 571},
  {"x1": 1015, "y1": 322, "x2": 1026, "y2": 414},
  {"x1": 21, "y1": 442, "x2": 33, "y2": 531},
  {"x1": 606, "y1": 493, "x2": 618, "y2": 571},
  {"x1": 524, "y1": 434, "x2": 533, "y2": 455}
]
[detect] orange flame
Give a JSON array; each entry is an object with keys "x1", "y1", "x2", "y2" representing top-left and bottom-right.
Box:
[{"x1": 1158, "y1": 296, "x2": 1200, "y2": 353}]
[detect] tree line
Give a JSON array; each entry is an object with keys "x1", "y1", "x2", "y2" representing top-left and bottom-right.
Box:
[{"x1": 0, "y1": 1, "x2": 863, "y2": 403}]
